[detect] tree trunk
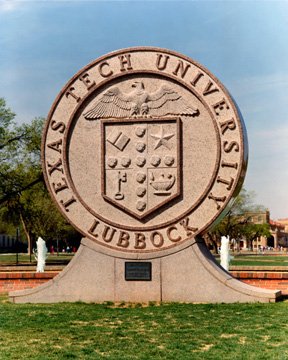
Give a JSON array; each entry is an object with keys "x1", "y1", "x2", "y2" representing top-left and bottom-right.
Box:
[
  {"x1": 20, "y1": 213, "x2": 33, "y2": 255},
  {"x1": 205, "y1": 233, "x2": 219, "y2": 254}
]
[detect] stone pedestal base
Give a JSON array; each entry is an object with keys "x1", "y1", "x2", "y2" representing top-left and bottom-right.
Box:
[{"x1": 9, "y1": 238, "x2": 281, "y2": 303}]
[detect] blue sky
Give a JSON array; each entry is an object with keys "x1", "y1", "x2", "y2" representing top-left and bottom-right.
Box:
[{"x1": 1, "y1": 0, "x2": 288, "y2": 220}]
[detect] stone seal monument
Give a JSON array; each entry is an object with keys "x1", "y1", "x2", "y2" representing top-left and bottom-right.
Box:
[{"x1": 10, "y1": 47, "x2": 280, "y2": 303}]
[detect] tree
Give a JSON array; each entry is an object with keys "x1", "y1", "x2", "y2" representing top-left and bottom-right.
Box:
[
  {"x1": 0, "y1": 98, "x2": 16, "y2": 135},
  {"x1": 242, "y1": 222, "x2": 271, "y2": 250},
  {"x1": 0, "y1": 98, "x2": 44, "y2": 205},
  {"x1": 206, "y1": 188, "x2": 270, "y2": 253},
  {"x1": 0, "y1": 98, "x2": 81, "y2": 253},
  {"x1": 2, "y1": 182, "x2": 80, "y2": 254}
]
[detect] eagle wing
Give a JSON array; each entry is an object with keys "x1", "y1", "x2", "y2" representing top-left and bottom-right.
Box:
[
  {"x1": 84, "y1": 87, "x2": 133, "y2": 119},
  {"x1": 147, "y1": 84, "x2": 198, "y2": 116}
]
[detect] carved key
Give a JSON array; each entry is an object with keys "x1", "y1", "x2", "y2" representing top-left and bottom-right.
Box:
[{"x1": 114, "y1": 171, "x2": 127, "y2": 200}]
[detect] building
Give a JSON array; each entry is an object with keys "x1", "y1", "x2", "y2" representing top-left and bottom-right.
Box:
[
  {"x1": 238, "y1": 211, "x2": 288, "y2": 250},
  {"x1": 0, "y1": 234, "x2": 17, "y2": 249},
  {"x1": 276, "y1": 218, "x2": 288, "y2": 248},
  {"x1": 0, "y1": 233, "x2": 26, "y2": 251}
]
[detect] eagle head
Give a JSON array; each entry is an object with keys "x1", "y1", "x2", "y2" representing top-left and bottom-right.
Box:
[{"x1": 132, "y1": 81, "x2": 145, "y2": 90}]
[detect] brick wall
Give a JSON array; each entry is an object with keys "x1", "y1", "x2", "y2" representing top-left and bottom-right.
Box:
[
  {"x1": 2, "y1": 270, "x2": 288, "y2": 295},
  {"x1": 230, "y1": 271, "x2": 288, "y2": 295},
  {"x1": 0, "y1": 272, "x2": 58, "y2": 292},
  {"x1": 240, "y1": 279, "x2": 288, "y2": 294}
]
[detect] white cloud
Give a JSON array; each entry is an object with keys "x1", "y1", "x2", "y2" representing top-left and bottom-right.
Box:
[
  {"x1": 251, "y1": 126, "x2": 288, "y2": 154},
  {"x1": 230, "y1": 72, "x2": 288, "y2": 99},
  {"x1": 0, "y1": 1, "x2": 17, "y2": 12}
]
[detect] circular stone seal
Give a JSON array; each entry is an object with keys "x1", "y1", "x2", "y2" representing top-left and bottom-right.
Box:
[{"x1": 42, "y1": 47, "x2": 248, "y2": 259}]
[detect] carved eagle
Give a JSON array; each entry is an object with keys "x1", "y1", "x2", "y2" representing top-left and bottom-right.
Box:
[{"x1": 84, "y1": 81, "x2": 198, "y2": 119}]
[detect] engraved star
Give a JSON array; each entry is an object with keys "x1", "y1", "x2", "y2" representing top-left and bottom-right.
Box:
[{"x1": 150, "y1": 126, "x2": 175, "y2": 150}]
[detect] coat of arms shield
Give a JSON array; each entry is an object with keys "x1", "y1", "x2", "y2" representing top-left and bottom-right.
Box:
[{"x1": 101, "y1": 118, "x2": 181, "y2": 219}]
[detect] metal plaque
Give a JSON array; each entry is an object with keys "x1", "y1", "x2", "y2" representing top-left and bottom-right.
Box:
[{"x1": 125, "y1": 262, "x2": 152, "y2": 281}]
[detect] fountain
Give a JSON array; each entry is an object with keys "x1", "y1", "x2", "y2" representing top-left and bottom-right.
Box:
[
  {"x1": 220, "y1": 236, "x2": 233, "y2": 271},
  {"x1": 34, "y1": 237, "x2": 48, "y2": 273}
]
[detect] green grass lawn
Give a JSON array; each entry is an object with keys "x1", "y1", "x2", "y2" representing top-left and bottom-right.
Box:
[
  {"x1": 3, "y1": 252, "x2": 288, "y2": 269},
  {"x1": 3, "y1": 253, "x2": 288, "y2": 267},
  {"x1": 0, "y1": 253, "x2": 74, "y2": 265},
  {"x1": 230, "y1": 255, "x2": 288, "y2": 267},
  {"x1": 1, "y1": 293, "x2": 288, "y2": 360},
  {"x1": 211, "y1": 253, "x2": 288, "y2": 267}
]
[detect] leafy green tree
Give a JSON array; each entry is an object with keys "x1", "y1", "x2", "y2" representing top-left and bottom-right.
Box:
[
  {"x1": 2, "y1": 182, "x2": 79, "y2": 254},
  {"x1": 205, "y1": 188, "x2": 269, "y2": 253},
  {"x1": 0, "y1": 97, "x2": 16, "y2": 135},
  {"x1": 0, "y1": 98, "x2": 81, "y2": 253},
  {"x1": 0, "y1": 98, "x2": 44, "y2": 205},
  {"x1": 242, "y1": 222, "x2": 271, "y2": 251}
]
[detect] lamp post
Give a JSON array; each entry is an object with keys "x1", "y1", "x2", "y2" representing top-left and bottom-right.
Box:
[
  {"x1": 231, "y1": 238, "x2": 236, "y2": 253},
  {"x1": 16, "y1": 227, "x2": 19, "y2": 265},
  {"x1": 237, "y1": 233, "x2": 241, "y2": 253}
]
